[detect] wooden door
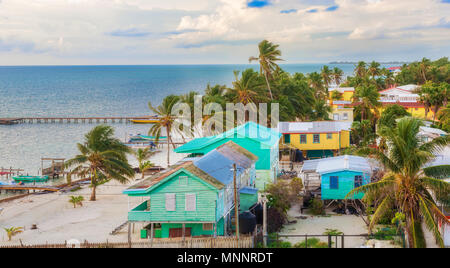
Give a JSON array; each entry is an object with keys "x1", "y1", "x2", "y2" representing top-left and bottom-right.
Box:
[{"x1": 169, "y1": 228, "x2": 192, "y2": 238}]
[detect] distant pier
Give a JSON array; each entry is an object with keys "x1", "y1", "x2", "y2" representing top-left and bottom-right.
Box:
[{"x1": 0, "y1": 116, "x2": 159, "y2": 125}]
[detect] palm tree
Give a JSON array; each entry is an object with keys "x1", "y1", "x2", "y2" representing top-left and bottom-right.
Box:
[
  {"x1": 355, "y1": 61, "x2": 367, "y2": 78},
  {"x1": 148, "y1": 95, "x2": 182, "y2": 167},
  {"x1": 353, "y1": 84, "x2": 380, "y2": 122},
  {"x1": 134, "y1": 148, "x2": 154, "y2": 179},
  {"x1": 308, "y1": 72, "x2": 325, "y2": 98},
  {"x1": 69, "y1": 196, "x2": 84, "y2": 208},
  {"x1": 227, "y1": 69, "x2": 263, "y2": 105},
  {"x1": 418, "y1": 58, "x2": 431, "y2": 84},
  {"x1": 249, "y1": 40, "x2": 283, "y2": 100},
  {"x1": 332, "y1": 67, "x2": 344, "y2": 86},
  {"x1": 65, "y1": 125, "x2": 135, "y2": 201},
  {"x1": 310, "y1": 98, "x2": 331, "y2": 121},
  {"x1": 321, "y1": 65, "x2": 333, "y2": 89},
  {"x1": 348, "y1": 117, "x2": 450, "y2": 248},
  {"x1": 3, "y1": 227, "x2": 23, "y2": 241},
  {"x1": 368, "y1": 61, "x2": 381, "y2": 79}
]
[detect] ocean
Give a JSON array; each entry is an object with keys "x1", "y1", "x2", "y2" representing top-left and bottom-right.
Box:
[{"x1": 0, "y1": 64, "x2": 394, "y2": 181}]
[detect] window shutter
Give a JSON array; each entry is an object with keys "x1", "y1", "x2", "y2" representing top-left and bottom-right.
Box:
[
  {"x1": 185, "y1": 193, "x2": 196, "y2": 212},
  {"x1": 165, "y1": 193, "x2": 176, "y2": 211}
]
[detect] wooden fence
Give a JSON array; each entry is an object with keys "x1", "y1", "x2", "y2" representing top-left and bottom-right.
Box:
[{"x1": 0, "y1": 236, "x2": 254, "y2": 248}]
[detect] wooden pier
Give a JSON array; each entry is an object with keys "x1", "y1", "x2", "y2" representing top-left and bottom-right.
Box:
[
  {"x1": 0, "y1": 185, "x2": 60, "y2": 193},
  {"x1": 0, "y1": 116, "x2": 159, "y2": 125}
]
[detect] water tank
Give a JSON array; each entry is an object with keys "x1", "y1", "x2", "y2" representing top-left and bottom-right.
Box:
[
  {"x1": 239, "y1": 211, "x2": 257, "y2": 234},
  {"x1": 253, "y1": 203, "x2": 263, "y2": 225}
]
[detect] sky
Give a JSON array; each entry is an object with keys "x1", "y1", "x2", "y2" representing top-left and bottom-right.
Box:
[{"x1": 0, "y1": 0, "x2": 449, "y2": 65}]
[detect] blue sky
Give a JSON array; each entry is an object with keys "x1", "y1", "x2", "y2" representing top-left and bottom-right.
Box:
[{"x1": 0, "y1": 0, "x2": 449, "y2": 65}]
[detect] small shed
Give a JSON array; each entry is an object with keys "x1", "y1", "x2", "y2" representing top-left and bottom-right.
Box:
[{"x1": 317, "y1": 155, "x2": 373, "y2": 200}]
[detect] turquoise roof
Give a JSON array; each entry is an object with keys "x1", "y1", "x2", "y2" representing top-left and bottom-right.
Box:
[{"x1": 175, "y1": 122, "x2": 281, "y2": 153}]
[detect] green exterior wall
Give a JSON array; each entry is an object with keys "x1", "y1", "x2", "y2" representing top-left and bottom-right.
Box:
[
  {"x1": 321, "y1": 170, "x2": 371, "y2": 200},
  {"x1": 128, "y1": 170, "x2": 219, "y2": 223},
  {"x1": 160, "y1": 218, "x2": 225, "y2": 238},
  {"x1": 240, "y1": 193, "x2": 258, "y2": 212}
]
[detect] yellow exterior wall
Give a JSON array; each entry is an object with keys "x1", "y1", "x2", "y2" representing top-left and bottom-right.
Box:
[
  {"x1": 378, "y1": 106, "x2": 435, "y2": 120},
  {"x1": 330, "y1": 108, "x2": 354, "y2": 122},
  {"x1": 340, "y1": 130, "x2": 350, "y2": 148},
  {"x1": 288, "y1": 133, "x2": 341, "y2": 151},
  {"x1": 328, "y1": 91, "x2": 354, "y2": 102}
]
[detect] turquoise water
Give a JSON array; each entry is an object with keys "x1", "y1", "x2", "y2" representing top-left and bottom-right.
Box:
[{"x1": 0, "y1": 64, "x2": 394, "y2": 177}]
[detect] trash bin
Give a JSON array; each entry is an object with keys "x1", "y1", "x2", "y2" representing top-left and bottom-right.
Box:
[{"x1": 140, "y1": 229, "x2": 148, "y2": 239}]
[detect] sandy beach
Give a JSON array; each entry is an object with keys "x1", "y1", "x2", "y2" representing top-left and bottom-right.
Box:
[{"x1": 0, "y1": 147, "x2": 187, "y2": 245}]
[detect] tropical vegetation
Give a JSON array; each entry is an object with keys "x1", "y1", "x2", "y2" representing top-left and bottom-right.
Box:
[{"x1": 65, "y1": 125, "x2": 135, "y2": 201}]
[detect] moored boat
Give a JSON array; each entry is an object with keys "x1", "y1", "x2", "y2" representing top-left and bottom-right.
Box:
[
  {"x1": 12, "y1": 175, "x2": 49, "y2": 183},
  {"x1": 130, "y1": 119, "x2": 160, "y2": 124}
]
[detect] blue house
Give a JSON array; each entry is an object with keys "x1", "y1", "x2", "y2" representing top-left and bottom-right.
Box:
[
  {"x1": 123, "y1": 141, "x2": 258, "y2": 238},
  {"x1": 174, "y1": 122, "x2": 282, "y2": 190},
  {"x1": 301, "y1": 155, "x2": 374, "y2": 200}
]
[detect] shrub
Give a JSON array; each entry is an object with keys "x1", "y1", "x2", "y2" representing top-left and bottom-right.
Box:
[
  {"x1": 294, "y1": 238, "x2": 329, "y2": 248},
  {"x1": 309, "y1": 198, "x2": 325, "y2": 215},
  {"x1": 267, "y1": 207, "x2": 286, "y2": 233}
]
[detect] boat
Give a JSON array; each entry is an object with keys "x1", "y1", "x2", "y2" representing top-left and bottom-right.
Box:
[
  {"x1": 12, "y1": 175, "x2": 49, "y2": 183},
  {"x1": 130, "y1": 119, "x2": 160, "y2": 124}
]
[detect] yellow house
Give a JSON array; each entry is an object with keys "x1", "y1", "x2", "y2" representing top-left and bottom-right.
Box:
[
  {"x1": 330, "y1": 107, "x2": 354, "y2": 123},
  {"x1": 329, "y1": 87, "x2": 355, "y2": 102},
  {"x1": 379, "y1": 86, "x2": 435, "y2": 120},
  {"x1": 278, "y1": 122, "x2": 352, "y2": 159}
]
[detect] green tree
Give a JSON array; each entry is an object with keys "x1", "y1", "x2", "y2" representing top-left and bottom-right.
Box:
[
  {"x1": 226, "y1": 69, "x2": 264, "y2": 105},
  {"x1": 321, "y1": 65, "x2": 333, "y2": 89},
  {"x1": 355, "y1": 61, "x2": 367, "y2": 78},
  {"x1": 368, "y1": 61, "x2": 381, "y2": 79},
  {"x1": 349, "y1": 117, "x2": 450, "y2": 248},
  {"x1": 249, "y1": 40, "x2": 283, "y2": 100},
  {"x1": 134, "y1": 148, "x2": 155, "y2": 179},
  {"x1": 332, "y1": 67, "x2": 344, "y2": 86},
  {"x1": 419, "y1": 81, "x2": 446, "y2": 122},
  {"x1": 353, "y1": 84, "x2": 380, "y2": 122},
  {"x1": 148, "y1": 95, "x2": 182, "y2": 167},
  {"x1": 3, "y1": 227, "x2": 23, "y2": 241},
  {"x1": 69, "y1": 196, "x2": 85, "y2": 208},
  {"x1": 65, "y1": 125, "x2": 135, "y2": 201},
  {"x1": 378, "y1": 104, "x2": 411, "y2": 129}
]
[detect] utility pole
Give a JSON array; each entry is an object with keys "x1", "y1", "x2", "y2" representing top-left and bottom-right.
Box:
[
  {"x1": 262, "y1": 194, "x2": 268, "y2": 247},
  {"x1": 233, "y1": 163, "x2": 240, "y2": 244}
]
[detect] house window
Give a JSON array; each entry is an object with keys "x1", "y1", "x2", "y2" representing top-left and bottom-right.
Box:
[
  {"x1": 333, "y1": 114, "x2": 339, "y2": 121},
  {"x1": 284, "y1": 134, "x2": 291, "y2": 144},
  {"x1": 185, "y1": 193, "x2": 196, "y2": 211},
  {"x1": 330, "y1": 176, "x2": 339, "y2": 189},
  {"x1": 300, "y1": 134, "x2": 307, "y2": 144},
  {"x1": 145, "y1": 198, "x2": 151, "y2": 212},
  {"x1": 354, "y1": 175, "x2": 363, "y2": 188},
  {"x1": 165, "y1": 193, "x2": 176, "y2": 211},
  {"x1": 179, "y1": 176, "x2": 188, "y2": 186},
  {"x1": 327, "y1": 133, "x2": 333, "y2": 140},
  {"x1": 203, "y1": 223, "x2": 214, "y2": 231},
  {"x1": 343, "y1": 113, "x2": 348, "y2": 120},
  {"x1": 313, "y1": 134, "x2": 320, "y2": 144}
]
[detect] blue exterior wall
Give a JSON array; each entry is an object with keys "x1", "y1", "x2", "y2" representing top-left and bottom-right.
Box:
[{"x1": 321, "y1": 170, "x2": 371, "y2": 200}]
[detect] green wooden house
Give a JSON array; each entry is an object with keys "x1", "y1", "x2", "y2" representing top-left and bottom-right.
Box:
[
  {"x1": 123, "y1": 141, "x2": 258, "y2": 239},
  {"x1": 174, "y1": 122, "x2": 282, "y2": 190}
]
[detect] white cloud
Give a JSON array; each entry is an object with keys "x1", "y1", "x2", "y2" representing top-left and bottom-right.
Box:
[{"x1": 0, "y1": 0, "x2": 448, "y2": 64}]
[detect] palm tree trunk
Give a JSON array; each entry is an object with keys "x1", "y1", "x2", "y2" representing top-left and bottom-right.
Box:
[
  {"x1": 90, "y1": 169, "x2": 97, "y2": 201},
  {"x1": 264, "y1": 72, "x2": 273, "y2": 100},
  {"x1": 166, "y1": 128, "x2": 170, "y2": 167},
  {"x1": 90, "y1": 184, "x2": 96, "y2": 201}
]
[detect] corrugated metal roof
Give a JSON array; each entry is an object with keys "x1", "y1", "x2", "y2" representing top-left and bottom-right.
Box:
[
  {"x1": 175, "y1": 122, "x2": 281, "y2": 153},
  {"x1": 278, "y1": 121, "x2": 352, "y2": 134},
  {"x1": 301, "y1": 159, "x2": 322, "y2": 173},
  {"x1": 329, "y1": 87, "x2": 355, "y2": 93},
  {"x1": 193, "y1": 150, "x2": 243, "y2": 186},
  {"x1": 315, "y1": 155, "x2": 373, "y2": 174},
  {"x1": 216, "y1": 141, "x2": 258, "y2": 169},
  {"x1": 424, "y1": 155, "x2": 450, "y2": 168},
  {"x1": 240, "y1": 186, "x2": 258, "y2": 195},
  {"x1": 124, "y1": 141, "x2": 257, "y2": 194}
]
